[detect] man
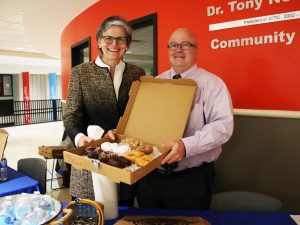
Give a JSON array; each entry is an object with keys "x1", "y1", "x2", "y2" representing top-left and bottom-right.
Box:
[{"x1": 136, "y1": 28, "x2": 234, "y2": 209}]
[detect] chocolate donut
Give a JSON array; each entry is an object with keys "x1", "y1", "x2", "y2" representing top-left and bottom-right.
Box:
[
  {"x1": 106, "y1": 155, "x2": 132, "y2": 168},
  {"x1": 98, "y1": 151, "x2": 118, "y2": 163},
  {"x1": 84, "y1": 146, "x2": 102, "y2": 158}
]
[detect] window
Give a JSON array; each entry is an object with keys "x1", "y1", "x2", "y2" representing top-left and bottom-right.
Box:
[
  {"x1": 124, "y1": 13, "x2": 157, "y2": 76},
  {"x1": 71, "y1": 37, "x2": 91, "y2": 68},
  {"x1": 0, "y1": 74, "x2": 13, "y2": 97}
]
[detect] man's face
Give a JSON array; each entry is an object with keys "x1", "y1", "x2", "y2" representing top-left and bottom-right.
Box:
[{"x1": 168, "y1": 29, "x2": 198, "y2": 74}]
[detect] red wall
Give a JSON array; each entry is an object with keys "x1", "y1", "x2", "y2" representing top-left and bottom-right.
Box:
[{"x1": 61, "y1": 0, "x2": 300, "y2": 111}]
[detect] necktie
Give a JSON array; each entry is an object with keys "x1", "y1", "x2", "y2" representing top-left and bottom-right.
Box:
[
  {"x1": 161, "y1": 73, "x2": 181, "y2": 174},
  {"x1": 173, "y1": 74, "x2": 182, "y2": 79}
]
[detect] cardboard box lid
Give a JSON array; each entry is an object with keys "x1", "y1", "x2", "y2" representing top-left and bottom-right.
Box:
[
  {"x1": 0, "y1": 128, "x2": 9, "y2": 160},
  {"x1": 117, "y1": 76, "x2": 196, "y2": 148}
]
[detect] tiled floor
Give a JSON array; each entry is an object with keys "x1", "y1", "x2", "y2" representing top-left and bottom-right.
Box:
[{"x1": 3, "y1": 121, "x2": 71, "y2": 202}]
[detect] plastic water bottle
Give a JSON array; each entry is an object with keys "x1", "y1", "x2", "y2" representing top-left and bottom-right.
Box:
[
  {"x1": 29, "y1": 192, "x2": 41, "y2": 208},
  {"x1": 21, "y1": 212, "x2": 40, "y2": 225},
  {"x1": 0, "y1": 157, "x2": 8, "y2": 182},
  {"x1": 15, "y1": 193, "x2": 31, "y2": 221},
  {"x1": 38, "y1": 195, "x2": 52, "y2": 211},
  {"x1": 0, "y1": 200, "x2": 15, "y2": 224},
  {"x1": 0, "y1": 205, "x2": 7, "y2": 224}
]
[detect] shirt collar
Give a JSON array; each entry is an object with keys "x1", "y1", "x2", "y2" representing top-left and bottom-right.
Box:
[
  {"x1": 95, "y1": 55, "x2": 125, "y2": 72},
  {"x1": 171, "y1": 64, "x2": 197, "y2": 78}
]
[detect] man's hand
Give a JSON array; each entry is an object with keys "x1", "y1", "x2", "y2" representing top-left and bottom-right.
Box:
[
  {"x1": 78, "y1": 135, "x2": 93, "y2": 147},
  {"x1": 105, "y1": 129, "x2": 116, "y2": 140},
  {"x1": 161, "y1": 139, "x2": 186, "y2": 165}
]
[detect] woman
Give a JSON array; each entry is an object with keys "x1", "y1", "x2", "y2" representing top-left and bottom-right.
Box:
[{"x1": 63, "y1": 16, "x2": 145, "y2": 205}]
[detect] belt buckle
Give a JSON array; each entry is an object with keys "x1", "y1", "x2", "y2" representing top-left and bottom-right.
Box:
[
  {"x1": 156, "y1": 168, "x2": 170, "y2": 176},
  {"x1": 157, "y1": 163, "x2": 178, "y2": 176}
]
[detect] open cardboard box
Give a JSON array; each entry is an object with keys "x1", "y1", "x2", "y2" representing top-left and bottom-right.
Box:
[
  {"x1": 0, "y1": 128, "x2": 9, "y2": 160},
  {"x1": 63, "y1": 76, "x2": 196, "y2": 184}
]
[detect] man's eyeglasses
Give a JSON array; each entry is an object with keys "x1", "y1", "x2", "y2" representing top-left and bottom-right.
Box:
[
  {"x1": 167, "y1": 42, "x2": 197, "y2": 50},
  {"x1": 102, "y1": 36, "x2": 127, "y2": 44}
]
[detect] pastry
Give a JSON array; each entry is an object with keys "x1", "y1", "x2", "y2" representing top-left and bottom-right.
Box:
[
  {"x1": 124, "y1": 150, "x2": 145, "y2": 162},
  {"x1": 121, "y1": 137, "x2": 146, "y2": 149},
  {"x1": 98, "y1": 151, "x2": 118, "y2": 163},
  {"x1": 123, "y1": 154, "x2": 136, "y2": 163},
  {"x1": 106, "y1": 155, "x2": 132, "y2": 168},
  {"x1": 135, "y1": 155, "x2": 153, "y2": 167},
  {"x1": 137, "y1": 144, "x2": 153, "y2": 154},
  {"x1": 85, "y1": 146, "x2": 102, "y2": 158},
  {"x1": 98, "y1": 151, "x2": 110, "y2": 163},
  {"x1": 129, "y1": 150, "x2": 145, "y2": 157}
]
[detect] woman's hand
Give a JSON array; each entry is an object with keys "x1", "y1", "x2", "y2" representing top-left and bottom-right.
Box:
[
  {"x1": 105, "y1": 129, "x2": 116, "y2": 140},
  {"x1": 78, "y1": 135, "x2": 93, "y2": 147}
]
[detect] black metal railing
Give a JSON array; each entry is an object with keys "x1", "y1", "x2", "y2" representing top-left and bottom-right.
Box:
[{"x1": 0, "y1": 99, "x2": 62, "y2": 128}]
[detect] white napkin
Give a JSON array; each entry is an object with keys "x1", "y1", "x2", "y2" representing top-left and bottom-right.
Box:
[
  {"x1": 88, "y1": 125, "x2": 118, "y2": 220},
  {"x1": 91, "y1": 173, "x2": 118, "y2": 220},
  {"x1": 87, "y1": 125, "x2": 104, "y2": 140}
]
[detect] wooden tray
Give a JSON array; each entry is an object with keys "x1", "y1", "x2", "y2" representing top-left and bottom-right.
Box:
[{"x1": 38, "y1": 145, "x2": 68, "y2": 159}]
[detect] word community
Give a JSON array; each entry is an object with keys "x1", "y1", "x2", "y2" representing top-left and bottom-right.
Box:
[{"x1": 211, "y1": 31, "x2": 296, "y2": 49}]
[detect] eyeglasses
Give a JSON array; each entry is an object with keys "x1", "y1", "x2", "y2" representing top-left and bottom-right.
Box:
[
  {"x1": 167, "y1": 42, "x2": 197, "y2": 50},
  {"x1": 102, "y1": 36, "x2": 127, "y2": 44}
]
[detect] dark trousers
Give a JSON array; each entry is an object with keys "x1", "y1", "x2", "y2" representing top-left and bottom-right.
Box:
[
  {"x1": 119, "y1": 182, "x2": 137, "y2": 207},
  {"x1": 137, "y1": 163, "x2": 215, "y2": 209}
]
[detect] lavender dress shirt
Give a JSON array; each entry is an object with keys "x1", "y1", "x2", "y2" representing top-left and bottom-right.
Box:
[{"x1": 158, "y1": 64, "x2": 234, "y2": 171}]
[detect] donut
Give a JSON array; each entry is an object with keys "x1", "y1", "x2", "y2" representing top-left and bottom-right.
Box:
[
  {"x1": 98, "y1": 151, "x2": 118, "y2": 163},
  {"x1": 106, "y1": 155, "x2": 132, "y2": 168},
  {"x1": 85, "y1": 146, "x2": 102, "y2": 158}
]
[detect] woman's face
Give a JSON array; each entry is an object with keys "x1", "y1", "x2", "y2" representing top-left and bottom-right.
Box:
[{"x1": 98, "y1": 25, "x2": 128, "y2": 63}]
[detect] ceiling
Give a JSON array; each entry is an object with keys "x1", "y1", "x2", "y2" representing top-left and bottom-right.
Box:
[
  {"x1": 0, "y1": 0, "x2": 98, "y2": 59},
  {"x1": 0, "y1": 0, "x2": 153, "y2": 74}
]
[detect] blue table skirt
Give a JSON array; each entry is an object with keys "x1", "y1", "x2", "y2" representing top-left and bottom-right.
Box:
[
  {"x1": 61, "y1": 203, "x2": 297, "y2": 225},
  {"x1": 0, "y1": 167, "x2": 40, "y2": 197},
  {"x1": 106, "y1": 207, "x2": 296, "y2": 225}
]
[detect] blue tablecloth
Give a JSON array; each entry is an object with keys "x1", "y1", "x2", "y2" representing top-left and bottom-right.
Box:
[
  {"x1": 0, "y1": 167, "x2": 40, "y2": 197},
  {"x1": 61, "y1": 203, "x2": 297, "y2": 225},
  {"x1": 105, "y1": 207, "x2": 297, "y2": 225}
]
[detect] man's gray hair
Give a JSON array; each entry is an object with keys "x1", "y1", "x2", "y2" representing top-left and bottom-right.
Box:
[{"x1": 96, "y1": 16, "x2": 132, "y2": 47}]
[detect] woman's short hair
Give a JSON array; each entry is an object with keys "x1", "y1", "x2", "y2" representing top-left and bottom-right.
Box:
[{"x1": 96, "y1": 16, "x2": 132, "y2": 47}]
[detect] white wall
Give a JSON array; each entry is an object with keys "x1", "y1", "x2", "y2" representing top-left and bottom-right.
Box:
[
  {"x1": 3, "y1": 121, "x2": 64, "y2": 170},
  {"x1": 12, "y1": 73, "x2": 62, "y2": 101},
  {"x1": 0, "y1": 55, "x2": 61, "y2": 75}
]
